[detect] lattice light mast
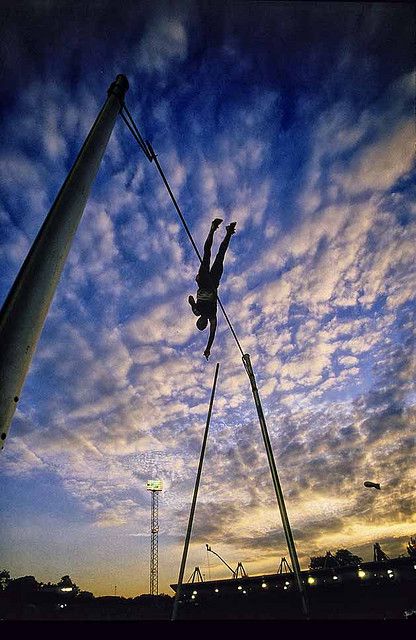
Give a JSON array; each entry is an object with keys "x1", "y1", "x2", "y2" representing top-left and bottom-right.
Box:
[{"x1": 146, "y1": 479, "x2": 163, "y2": 595}]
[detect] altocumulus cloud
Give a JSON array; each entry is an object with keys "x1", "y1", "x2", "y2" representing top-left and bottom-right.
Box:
[{"x1": 0, "y1": 1, "x2": 414, "y2": 593}]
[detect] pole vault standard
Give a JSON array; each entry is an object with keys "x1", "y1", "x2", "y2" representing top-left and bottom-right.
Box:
[
  {"x1": 118, "y1": 104, "x2": 309, "y2": 617},
  {"x1": 0, "y1": 75, "x2": 129, "y2": 450},
  {"x1": 171, "y1": 363, "x2": 220, "y2": 621},
  {"x1": 243, "y1": 354, "x2": 308, "y2": 616}
]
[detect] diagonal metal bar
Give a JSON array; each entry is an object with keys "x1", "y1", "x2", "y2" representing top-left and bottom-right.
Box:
[{"x1": 171, "y1": 362, "x2": 220, "y2": 621}]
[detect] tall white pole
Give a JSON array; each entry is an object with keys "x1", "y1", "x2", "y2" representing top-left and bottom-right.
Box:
[{"x1": 0, "y1": 74, "x2": 129, "y2": 450}]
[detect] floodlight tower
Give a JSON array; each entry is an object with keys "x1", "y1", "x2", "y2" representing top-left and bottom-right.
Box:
[{"x1": 146, "y1": 479, "x2": 163, "y2": 595}]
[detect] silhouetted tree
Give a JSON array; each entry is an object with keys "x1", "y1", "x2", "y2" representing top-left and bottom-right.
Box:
[
  {"x1": 334, "y1": 549, "x2": 363, "y2": 566},
  {"x1": 0, "y1": 570, "x2": 10, "y2": 591},
  {"x1": 6, "y1": 576, "x2": 40, "y2": 595},
  {"x1": 310, "y1": 549, "x2": 363, "y2": 569}
]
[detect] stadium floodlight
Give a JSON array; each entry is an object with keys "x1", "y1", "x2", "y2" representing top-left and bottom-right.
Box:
[
  {"x1": 147, "y1": 479, "x2": 163, "y2": 595},
  {"x1": 146, "y1": 479, "x2": 163, "y2": 491}
]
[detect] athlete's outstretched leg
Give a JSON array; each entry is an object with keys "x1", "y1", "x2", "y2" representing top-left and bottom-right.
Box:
[
  {"x1": 210, "y1": 222, "x2": 236, "y2": 287},
  {"x1": 197, "y1": 218, "x2": 223, "y2": 283}
]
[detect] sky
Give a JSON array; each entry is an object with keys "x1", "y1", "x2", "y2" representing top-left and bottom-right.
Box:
[{"x1": 0, "y1": 1, "x2": 415, "y2": 598}]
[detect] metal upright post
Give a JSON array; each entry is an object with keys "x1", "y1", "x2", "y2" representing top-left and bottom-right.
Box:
[
  {"x1": 150, "y1": 490, "x2": 159, "y2": 595},
  {"x1": 171, "y1": 363, "x2": 220, "y2": 621},
  {"x1": 242, "y1": 353, "x2": 308, "y2": 617},
  {"x1": 0, "y1": 74, "x2": 129, "y2": 450}
]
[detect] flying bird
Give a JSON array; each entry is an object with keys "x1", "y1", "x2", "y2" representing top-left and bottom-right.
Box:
[{"x1": 364, "y1": 481, "x2": 381, "y2": 490}]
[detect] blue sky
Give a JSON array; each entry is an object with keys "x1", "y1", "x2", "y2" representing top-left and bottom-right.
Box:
[{"x1": 0, "y1": 1, "x2": 415, "y2": 596}]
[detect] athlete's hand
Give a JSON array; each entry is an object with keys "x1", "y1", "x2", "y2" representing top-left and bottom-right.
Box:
[{"x1": 204, "y1": 349, "x2": 210, "y2": 360}]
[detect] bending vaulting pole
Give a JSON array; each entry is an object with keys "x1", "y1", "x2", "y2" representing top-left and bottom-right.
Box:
[
  {"x1": 171, "y1": 362, "x2": 220, "y2": 621},
  {"x1": 0, "y1": 74, "x2": 129, "y2": 450},
  {"x1": 243, "y1": 354, "x2": 308, "y2": 617}
]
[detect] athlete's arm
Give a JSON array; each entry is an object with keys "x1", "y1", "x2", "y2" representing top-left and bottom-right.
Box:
[{"x1": 204, "y1": 316, "x2": 217, "y2": 360}]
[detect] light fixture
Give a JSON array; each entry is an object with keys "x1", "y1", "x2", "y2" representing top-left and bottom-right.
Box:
[
  {"x1": 243, "y1": 590, "x2": 247, "y2": 594},
  {"x1": 191, "y1": 595, "x2": 195, "y2": 600},
  {"x1": 261, "y1": 582, "x2": 267, "y2": 588},
  {"x1": 358, "y1": 570, "x2": 366, "y2": 579},
  {"x1": 333, "y1": 575, "x2": 338, "y2": 580},
  {"x1": 283, "y1": 586, "x2": 288, "y2": 590},
  {"x1": 238, "y1": 585, "x2": 242, "y2": 590},
  {"x1": 307, "y1": 576, "x2": 315, "y2": 585},
  {"x1": 192, "y1": 590, "x2": 197, "y2": 594},
  {"x1": 214, "y1": 588, "x2": 219, "y2": 593},
  {"x1": 285, "y1": 581, "x2": 290, "y2": 586}
]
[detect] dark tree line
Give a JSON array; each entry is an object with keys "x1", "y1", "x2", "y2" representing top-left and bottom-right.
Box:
[
  {"x1": 0, "y1": 571, "x2": 81, "y2": 595},
  {"x1": 309, "y1": 549, "x2": 363, "y2": 570},
  {"x1": 309, "y1": 538, "x2": 416, "y2": 569}
]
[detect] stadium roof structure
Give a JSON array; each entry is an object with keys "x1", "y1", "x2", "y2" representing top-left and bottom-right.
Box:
[{"x1": 170, "y1": 556, "x2": 416, "y2": 620}]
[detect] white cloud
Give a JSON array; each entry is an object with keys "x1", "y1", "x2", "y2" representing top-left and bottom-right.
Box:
[
  {"x1": 335, "y1": 119, "x2": 414, "y2": 196},
  {"x1": 136, "y1": 18, "x2": 188, "y2": 73}
]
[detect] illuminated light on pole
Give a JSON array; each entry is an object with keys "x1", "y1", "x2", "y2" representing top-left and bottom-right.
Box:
[
  {"x1": 261, "y1": 582, "x2": 267, "y2": 588},
  {"x1": 358, "y1": 570, "x2": 366, "y2": 579},
  {"x1": 333, "y1": 575, "x2": 338, "y2": 580},
  {"x1": 238, "y1": 585, "x2": 242, "y2": 590},
  {"x1": 214, "y1": 588, "x2": 219, "y2": 593},
  {"x1": 307, "y1": 576, "x2": 316, "y2": 585}
]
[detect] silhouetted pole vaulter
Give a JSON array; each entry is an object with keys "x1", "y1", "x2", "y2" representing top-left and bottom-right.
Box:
[
  {"x1": 118, "y1": 105, "x2": 309, "y2": 618},
  {"x1": 188, "y1": 219, "x2": 237, "y2": 360},
  {"x1": 0, "y1": 74, "x2": 129, "y2": 451},
  {"x1": 172, "y1": 363, "x2": 220, "y2": 621}
]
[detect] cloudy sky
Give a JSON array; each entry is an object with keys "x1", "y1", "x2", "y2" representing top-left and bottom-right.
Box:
[{"x1": 0, "y1": 1, "x2": 415, "y2": 597}]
